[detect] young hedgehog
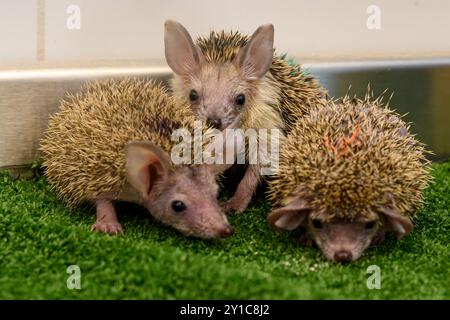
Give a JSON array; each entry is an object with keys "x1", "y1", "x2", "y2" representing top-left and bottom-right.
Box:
[
  {"x1": 267, "y1": 91, "x2": 431, "y2": 263},
  {"x1": 40, "y1": 79, "x2": 234, "y2": 239},
  {"x1": 164, "y1": 20, "x2": 328, "y2": 213}
]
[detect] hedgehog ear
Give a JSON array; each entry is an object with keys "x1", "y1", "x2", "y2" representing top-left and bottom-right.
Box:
[
  {"x1": 379, "y1": 206, "x2": 413, "y2": 239},
  {"x1": 164, "y1": 20, "x2": 204, "y2": 76},
  {"x1": 126, "y1": 141, "x2": 172, "y2": 197},
  {"x1": 234, "y1": 24, "x2": 274, "y2": 80},
  {"x1": 268, "y1": 197, "x2": 310, "y2": 231}
]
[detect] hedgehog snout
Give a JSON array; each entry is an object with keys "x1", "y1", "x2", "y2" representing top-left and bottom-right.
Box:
[
  {"x1": 206, "y1": 118, "x2": 222, "y2": 129},
  {"x1": 334, "y1": 250, "x2": 353, "y2": 264},
  {"x1": 191, "y1": 221, "x2": 234, "y2": 240},
  {"x1": 181, "y1": 199, "x2": 232, "y2": 239},
  {"x1": 220, "y1": 225, "x2": 234, "y2": 238},
  {"x1": 207, "y1": 211, "x2": 233, "y2": 239}
]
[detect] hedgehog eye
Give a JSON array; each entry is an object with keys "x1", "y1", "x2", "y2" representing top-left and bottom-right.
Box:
[
  {"x1": 235, "y1": 94, "x2": 245, "y2": 107},
  {"x1": 171, "y1": 200, "x2": 186, "y2": 214},
  {"x1": 365, "y1": 221, "x2": 376, "y2": 229},
  {"x1": 189, "y1": 89, "x2": 199, "y2": 102},
  {"x1": 312, "y1": 219, "x2": 323, "y2": 229}
]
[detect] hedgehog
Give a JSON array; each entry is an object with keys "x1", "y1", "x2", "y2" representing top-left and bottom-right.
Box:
[
  {"x1": 40, "y1": 78, "x2": 234, "y2": 239},
  {"x1": 164, "y1": 20, "x2": 328, "y2": 213},
  {"x1": 267, "y1": 90, "x2": 431, "y2": 263}
]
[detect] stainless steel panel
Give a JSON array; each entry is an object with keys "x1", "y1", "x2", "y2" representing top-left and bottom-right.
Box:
[
  {"x1": 0, "y1": 62, "x2": 170, "y2": 171},
  {"x1": 308, "y1": 58, "x2": 450, "y2": 161}
]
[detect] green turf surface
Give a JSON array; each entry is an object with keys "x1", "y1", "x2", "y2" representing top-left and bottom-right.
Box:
[{"x1": 0, "y1": 162, "x2": 448, "y2": 299}]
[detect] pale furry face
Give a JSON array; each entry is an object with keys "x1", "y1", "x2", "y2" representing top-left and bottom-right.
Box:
[
  {"x1": 126, "y1": 142, "x2": 233, "y2": 239},
  {"x1": 164, "y1": 20, "x2": 274, "y2": 130},
  {"x1": 305, "y1": 213, "x2": 380, "y2": 263},
  {"x1": 147, "y1": 165, "x2": 232, "y2": 239},
  {"x1": 173, "y1": 62, "x2": 254, "y2": 130},
  {"x1": 268, "y1": 196, "x2": 413, "y2": 263}
]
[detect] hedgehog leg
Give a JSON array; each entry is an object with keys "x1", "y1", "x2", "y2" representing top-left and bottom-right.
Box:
[
  {"x1": 299, "y1": 233, "x2": 316, "y2": 247},
  {"x1": 91, "y1": 199, "x2": 123, "y2": 235},
  {"x1": 222, "y1": 164, "x2": 261, "y2": 213}
]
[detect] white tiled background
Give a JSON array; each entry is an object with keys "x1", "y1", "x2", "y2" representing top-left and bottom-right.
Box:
[
  {"x1": 0, "y1": 0, "x2": 37, "y2": 62},
  {"x1": 1, "y1": 0, "x2": 449, "y2": 64}
]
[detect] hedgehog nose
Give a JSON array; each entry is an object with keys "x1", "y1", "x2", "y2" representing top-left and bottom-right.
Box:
[
  {"x1": 207, "y1": 118, "x2": 222, "y2": 129},
  {"x1": 334, "y1": 250, "x2": 353, "y2": 264},
  {"x1": 220, "y1": 226, "x2": 234, "y2": 238}
]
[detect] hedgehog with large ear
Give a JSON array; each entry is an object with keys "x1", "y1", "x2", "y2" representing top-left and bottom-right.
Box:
[
  {"x1": 164, "y1": 20, "x2": 328, "y2": 213},
  {"x1": 40, "y1": 79, "x2": 234, "y2": 239},
  {"x1": 267, "y1": 91, "x2": 431, "y2": 263}
]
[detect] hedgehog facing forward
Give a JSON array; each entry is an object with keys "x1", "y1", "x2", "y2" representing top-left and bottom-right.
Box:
[
  {"x1": 268, "y1": 91, "x2": 431, "y2": 263},
  {"x1": 164, "y1": 20, "x2": 328, "y2": 213},
  {"x1": 40, "y1": 79, "x2": 233, "y2": 239}
]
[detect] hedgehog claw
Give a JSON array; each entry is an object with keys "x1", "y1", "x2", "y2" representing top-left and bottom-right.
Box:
[{"x1": 91, "y1": 221, "x2": 123, "y2": 235}]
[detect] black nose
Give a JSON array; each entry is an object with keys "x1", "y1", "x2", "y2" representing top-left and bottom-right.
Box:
[
  {"x1": 334, "y1": 250, "x2": 353, "y2": 264},
  {"x1": 220, "y1": 226, "x2": 234, "y2": 238},
  {"x1": 207, "y1": 118, "x2": 222, "y2": 129}
]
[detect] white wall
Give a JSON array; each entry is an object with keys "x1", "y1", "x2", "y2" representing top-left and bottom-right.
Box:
[
  {"x1": 0, "y1": 0, "x2": 37, "y2": 62},
  {"x1": 0, "y1": 0, "x2": 449, "y2": 64}
]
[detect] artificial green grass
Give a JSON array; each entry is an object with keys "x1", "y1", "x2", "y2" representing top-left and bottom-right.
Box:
[{"x1": 0, "y1": 162, "x2": 449, "y2": 299}]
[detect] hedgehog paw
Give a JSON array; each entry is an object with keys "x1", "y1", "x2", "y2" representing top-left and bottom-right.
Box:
[
  {"x1": 299, "y1": 234, "x2": 315, "y2": 247},
  {"x1": 221, "y1": 197, "x2": 250, "y2": 214},
  {"x1": 371, "y1": 230, "x2": 386, "y2": 246},
  {"x1": 91, "y1": 221, "x2": 123, "y2": 235}
]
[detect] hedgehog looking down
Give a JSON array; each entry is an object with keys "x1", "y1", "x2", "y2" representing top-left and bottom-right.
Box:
[
  {"x1": 268, "y1": 91, "x2": 431, "y2": 263},
  {"x1": 164, "y1": 20, "x2": 327, "y2": 213},
  {"x1": 40, "y1": 79, "x2": 233, "y2": 239}
]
